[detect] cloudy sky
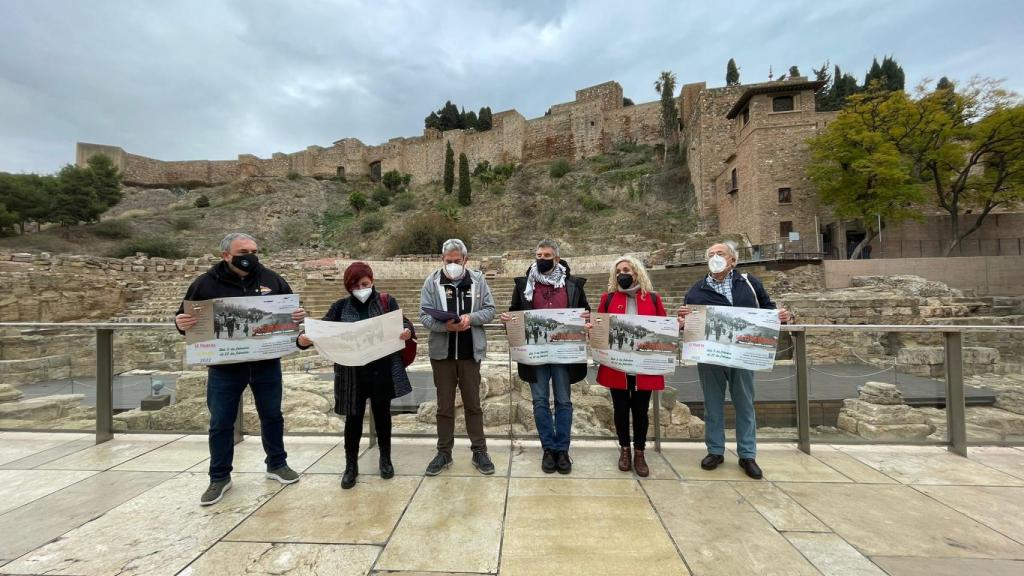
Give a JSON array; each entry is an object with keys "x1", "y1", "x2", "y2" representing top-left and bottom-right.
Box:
[{"x1": 1, "y1": 0, "x2": 1021, "y2": 174}]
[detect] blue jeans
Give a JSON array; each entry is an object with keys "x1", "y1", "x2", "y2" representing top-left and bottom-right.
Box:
[
  {"x1": 207, "y1": 359, "x2": 288, "y2": 481},
  {"x1": 698, "y1": 364, "x2": 757, "y2": 459},
  {"x1": 530, "y1": 364, "x2": 572, "y2": 451}
]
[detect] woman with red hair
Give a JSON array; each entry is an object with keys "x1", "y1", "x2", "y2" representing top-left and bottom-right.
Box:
[{"x1": 298, "y1": 262, "x2": 414, "y2": 489}]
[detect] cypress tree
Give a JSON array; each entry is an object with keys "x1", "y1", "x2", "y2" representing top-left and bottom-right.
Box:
[{"x1": 443, "y1": 142, "x2": 455, "y2": 194}]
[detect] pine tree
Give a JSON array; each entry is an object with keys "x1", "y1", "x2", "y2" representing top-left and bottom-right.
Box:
[
  {"x1": 458, "y1": 153, "x2": 471, "y2": 206},
  {"x1": 443, "y1": 142, "x2": 455, "y2": 194},
  {"x1": 478, "y1": 106, "x2": 493, "y2": 131},
  {"x1": 726, "y1": 58, "x2": 740, "y2": 86}
]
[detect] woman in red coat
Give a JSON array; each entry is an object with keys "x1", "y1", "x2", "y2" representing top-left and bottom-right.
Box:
[{"x1": 593, "y1": 255, "x2": 666, "y2": 477}]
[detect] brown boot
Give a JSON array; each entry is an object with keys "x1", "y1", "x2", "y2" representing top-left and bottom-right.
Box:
[
  {"x1": 618, "y1": 446, "x2": 632, "y2": 471},
  {"x1": 634, "y1": 449, "x2": 650, "y2": 477}
]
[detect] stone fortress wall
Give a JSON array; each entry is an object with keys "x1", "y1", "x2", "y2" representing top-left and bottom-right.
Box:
[{"x1": 77, "y1": 81, "x2": 664, "y2": 188}]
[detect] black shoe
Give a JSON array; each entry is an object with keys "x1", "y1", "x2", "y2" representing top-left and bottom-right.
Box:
[
  {"x1": 555, "y1": 450, "x2": 572, "y2": 475},
  {"x1": 739, "y1": 458, "x2": 763, "y2": 480},
  {"x1": 265, "y1": 465, "x2": 300, "y2": 484},
  {"x1": 472, "y1": 451, "x2": 495, "y2": 475},
  {"x1": 379, "y1": 455, "x2": 394, "y2": 479},
  {"x1": 425, "y1": 452, "x2": 453, "y2": 476},
  {"x1": 200, "y1": 478, "x2": 232, "y2": 506},
  {"x1": 341, "y1": 458, "x2": 358, "y2": 489},
  {"x1": 700, "y1": 453, "x2": 725, "y2": 470},
  {"x1": 541, "y1": 449, "x2": 557, "y2": 474}
]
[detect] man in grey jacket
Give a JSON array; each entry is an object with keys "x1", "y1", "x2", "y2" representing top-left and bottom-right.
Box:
[{"x1": 419, "y1": 238, "x2": 497, "y2": 475}]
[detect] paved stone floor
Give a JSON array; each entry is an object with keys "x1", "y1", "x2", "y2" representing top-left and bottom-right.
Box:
[{"x1": 0, "y1": 431, "x2": 1022, "y2": 575}]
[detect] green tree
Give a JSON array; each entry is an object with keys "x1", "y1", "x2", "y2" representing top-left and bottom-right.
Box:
[
  {"x1": 84, "y1": 154, "x2": 123, "y2": 209},
  {"x1": 440, "y1": 101, "x2": 461, "y2": 131},
  {"x1": 726, "y1": 58, "x2": 740, "y2": 86},
  {"x1": 462, "y1": 108, "x2": 478, "y2": 130},
  {"x1": 936, "y1": 76, "x2": 953, "y2": 91},
  {"x1": 0, "y1": 203, "x2": 19, "y2": 236},
  {"x1": 864, "y1": 56, "x2": 905, "y2": 92},
  {"x1": 789, "y1": 65, "x2": 801, "y2": 78},
  {"x1": 348, "y1": 190, "x2": 368, "y2": 214},
  {"x1": 903, "y1": 79, "x2": 1024, "y2": 255},
  {"x1": 458, "y1": 152, "x2": 471, "y2": 206},
  {"x1": 654, "y1": 70, "x2": 679, "y2": 161},
  {"x1": 0, "y1": 173, "x2": 54, "y2": 233},
  {"x1": 622, "y1": 97, "x2": 635, "y2": 106},
  {"x1": 443, "y1": 141, "x2": 455, "y2": 194},
  {"x1": 807, "y1": 87, "x2": 926, "y2": 258},
  {"x1": 477, "y1": 106, "x2": 493, "y2": 131}
]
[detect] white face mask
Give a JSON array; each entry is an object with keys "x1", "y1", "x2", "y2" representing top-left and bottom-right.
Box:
[
  {"x1": 352, "y1": 287, "x2": 373, "y2": 303},
  {"x1": 708, "y1": 255, "x2": 729, "y2": 274},
  {"x1": 444, "y1": 262, "x2": 465, "y2": 279}
]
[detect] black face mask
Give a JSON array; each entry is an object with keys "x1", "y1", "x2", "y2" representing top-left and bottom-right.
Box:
[
  {"x1": 231, "y1": 253, "x2": 259, "y2": 272},
  {"x1": 536, "y1": 258, "x2": 555, "y2": 274},
  {"x1": 617, "y1": 273, "x2": 634, "y2": 289}
]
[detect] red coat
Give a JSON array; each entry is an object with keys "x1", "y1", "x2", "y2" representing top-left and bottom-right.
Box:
[{"x1": 595, "y1": 290, "x2": 668, "y2": 391}]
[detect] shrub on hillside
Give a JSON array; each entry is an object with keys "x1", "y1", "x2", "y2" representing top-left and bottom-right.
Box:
[
  {"x1": 194, "y1": 194, "x2": 210, "y2": 208},
  {"x1": 360, "y1": 213, "x2": 385, "y2": 233},
  {"x1": 549, "y1": 159, "x2": 572, "y2": 179},
  {"x1": 171, "y1": 216, "x2": 194, "y2": 231},
  {"x1": 111, "y1": 237, "x2": 185, "y2": 259},
  {"x1": 372, "y1": 187, "x2": 392, "y2": 207},
  {"x1": 392, "y1": 193, "x2": 416, "y2": 212},
  {"x1": 90, "y1": 219, "x2": 133, "y2": 239},
  {"x1": 287, "y1": 171, "x2": 301, "y2": 180},
  {"x1": 386, "y1": 211, "x2": 471, "y2": 256}
]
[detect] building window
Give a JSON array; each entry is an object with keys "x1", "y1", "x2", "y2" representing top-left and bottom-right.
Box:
[
  {"x1": 729, "y1": 168, "x2": 738, "y2": 194},
  {"x1": 778, "y1": 187, "x2": 792, "y2": 204},
  {"x1": 779, "y1": 221, "x2": 794, "y2": 239},
  {"x1": 741, "y1": 107, "x2": 750, "y2": 126},
  {"x1": 773, "y1": 95, "x2": 795, "y2": 112}
]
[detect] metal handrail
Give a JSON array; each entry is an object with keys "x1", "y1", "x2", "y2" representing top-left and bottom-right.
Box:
[{"x1": 1, "y1": 321, "x2": 1019, "y2": 457}]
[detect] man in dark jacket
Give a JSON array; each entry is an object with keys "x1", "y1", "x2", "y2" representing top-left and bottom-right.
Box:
[
  {"x1": 678, "y1": 241, "x2": 791, "y2": 480},
  {"x1": 174, "y1": 232, "x2": 306, "y2": 506},
  {"x1": 500, "y1": 239, "x2": 590, "y2": 474}
]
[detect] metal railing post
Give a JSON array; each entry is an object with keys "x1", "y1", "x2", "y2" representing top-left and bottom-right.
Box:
[
  {"x1": 793, "y1": 330, "x2": 811, "y2": 454},
  {"x1": 653, "y1": 390, "x2": 662, "y2": 452},
  {"x1": 944, "y1": 331, "x2": 967, "y2": 456},
  {"x1": 234, "y1": 401, "x2": 244, "y2": 445},
  {"x1": 95, "y1": 328, "x2": 114, "y2": 444}
]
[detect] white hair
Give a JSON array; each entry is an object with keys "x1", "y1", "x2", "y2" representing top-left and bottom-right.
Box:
[
  {"x1": 706, "y1": 241, "x2": 739, "y2": 261},
  {"x1": 441, "y1": 238, "x2": 468, "y2": 257},
  {"x1": 220, "y1": 232, "x2": 257, "y2": 253}
]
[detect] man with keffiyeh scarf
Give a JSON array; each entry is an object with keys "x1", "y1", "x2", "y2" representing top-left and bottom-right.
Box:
[{"x1": 501, "y1": 239, "x2": 590, "y2": 474}]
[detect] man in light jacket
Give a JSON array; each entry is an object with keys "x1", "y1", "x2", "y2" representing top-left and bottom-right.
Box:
[{"x1": 419, "y1": 238, "x2": 497, "y2": 475}]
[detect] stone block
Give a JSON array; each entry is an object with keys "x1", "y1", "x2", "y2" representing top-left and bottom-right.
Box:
[{"x1": 856, "y1": 421, "x2": 933, "y2": 440}]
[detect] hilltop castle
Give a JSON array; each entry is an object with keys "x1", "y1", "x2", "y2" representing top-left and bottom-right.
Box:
[{"x1": 77, "y1": 77, "x2": 1022, "y2": 259}]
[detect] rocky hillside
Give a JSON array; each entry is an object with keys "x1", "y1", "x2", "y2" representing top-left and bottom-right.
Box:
[{"x1": 0, "y1": 144, "x2": 697, "y2": 258}]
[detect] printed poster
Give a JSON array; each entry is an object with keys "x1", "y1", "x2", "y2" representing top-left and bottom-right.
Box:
[
  {"x1": 506, "y1": 308, "x2": 588, "y2": 366},
  {"x1": 303, "y1": 310, "x2": 405, "y2": 366},
  {"x1": 589, "y1": 312, "x2": 679, "y2": 375},
  {"x1": 681, "y1": 305, "x2": 781, "y2": 371},
  {"x1": 184, "y1": 294, "x2": 301, "y2": 365}
]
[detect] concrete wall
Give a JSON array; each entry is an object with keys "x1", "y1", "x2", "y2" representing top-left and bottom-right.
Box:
[{"x1": 824, "y1": 256, "x2": 1024, "y2": 295}]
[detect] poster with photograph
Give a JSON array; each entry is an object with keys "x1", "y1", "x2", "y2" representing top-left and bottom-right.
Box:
[
  {"x1": 184, "y1": 294, "x2": 301, "y2": 365},
  {"x1": 681, "y1": 305, "x2": 781, "y2": 371},
  {"x1": 589, "y1": 313, "x2": 679, "y2": 375},
  {"x1": 303, "y1": 310, "x2": 405, "y2": 367},
  {"x1": 506, "y1": 308, "x2": 588, "y2": 366}
]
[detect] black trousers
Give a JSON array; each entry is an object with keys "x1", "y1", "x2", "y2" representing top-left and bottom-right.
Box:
[
  {"x1": 344, "y1": 381, "x2": 392, "y2": 459},
  {"x1": 610, "y1": 376, "x2": 652, "y2": 450}
]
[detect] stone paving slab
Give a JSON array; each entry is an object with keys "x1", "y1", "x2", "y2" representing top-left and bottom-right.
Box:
[
  {"x1": 177, "y1": 542, "x2": 381, "y2": 576},
  {"x1": 501, "y1": 478, "x2": 689, "y2": 576},
  {"x1": 1, "y1": 473, "x2": 280, "y2": 576},
  {"x1": 226, "y1": 474, "x2": 420, "y2": 545},
  {"x1": 0, "y1": 470, "x2": 174, "y2": 562},
  {"x1": 779, "y1": 482, "x2": 1024, "y2": 559},
  {"x1": 644, "y1": 480, "x2": 820, "y2": 576},
  {"x1": 376, "y1": 476, "x2": 506, "y2": 573}
]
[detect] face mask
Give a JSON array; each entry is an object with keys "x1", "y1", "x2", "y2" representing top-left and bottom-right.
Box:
[
  {"x1": 708, "y1": 255, "x2": 729, "y2": 274},
  {"x1": 231, "y1": 253, "x2": 259, "y2": 272},
  {"x1": 536, "y1": 258, "x2": 555, "y2": 274},
  {"x1": 352, "y1": 287, "x2": 373, "y2": 303},
  {"x1": 617, "y1": 273, "x2": 634, "y2": 290},
  {"x1": 444, "y1": 262, "x2": 464, "y2": 279}
]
